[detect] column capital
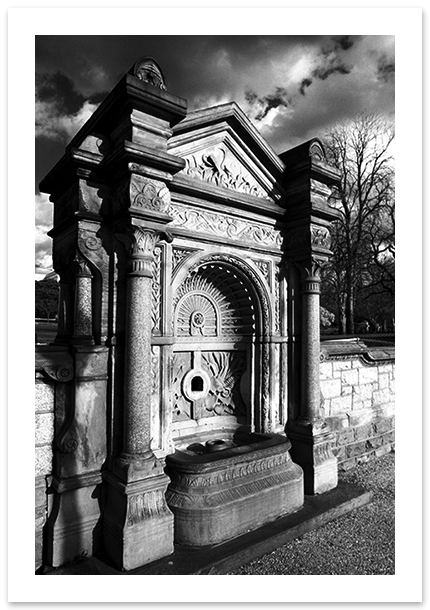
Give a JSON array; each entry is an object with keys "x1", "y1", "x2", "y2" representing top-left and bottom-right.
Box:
[
  {"x1": 117, "y1": 224, "x2": 172, "y2": 277},
  {"x1": 294, "y1": 258, "x2": 324, "y2": 285}
]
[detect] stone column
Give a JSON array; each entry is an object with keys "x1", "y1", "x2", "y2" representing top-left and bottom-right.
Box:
[
  {"x1": 288, "y1": 260, "x2": 338, "y2": 495},
  {"x1": 300, "y1": 266, "x2": 322, "y2": 424},
  {"x1": 72, "y1": 257, "x2": 94, "y2": 344},
  {"x1": 103, "y1": 223, "x2": 174, "y2": 571},
  {"x1": 121, "y1": 227, "x2": 159, "y2": 459}
]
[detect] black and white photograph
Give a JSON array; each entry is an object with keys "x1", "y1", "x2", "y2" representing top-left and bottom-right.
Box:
[{"x1": 7, "y1": 4, "x2": 423, "y2": 604}]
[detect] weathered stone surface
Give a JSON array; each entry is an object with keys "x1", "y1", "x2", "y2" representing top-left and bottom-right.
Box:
[
  {"x1": 337, "y1": 429, "x2": 355, "y2": 445},
  {"x1": 347, "y1": 408, "x2": 374, "y2": 427},
  {"x1": 352, "y1": 383, "x2": 373, "y2": 404},
  {"x1": 332, "y1": 360, "x2": 352, "y2": 371},
  {"x1": 329, "y1": 394, "x2": 352, "y2": 415},
  {"x1": 320, "y1": 379, "x2": 342, "y2": 399},
  {"x1": 320, "y1": 362, "x2": 333, "y2": 379},
  {"x1": 35, "y1": 382, "x2": 55, "y2": 413},
  {"x1": 35, "y1": 446, "x2": 53, "y2": 477},
  {"x1": 325, "y1": 414, "x2": 349, "y2": 431},
  {"x1": 354, "y1": 424, "x2": 373, "y2": 441},
  {"x1": 341, "y1": 369, "x2": 358, "y2": 386},
  {"x1": 379, "y1": 373, "x2": 390, "y2": 388},
  {"x1": 358, "y1": 366, "x2": 379, "y2": 385},
  {"x1": 35, "y1": 413, "x2": 54, "y2": 445}
]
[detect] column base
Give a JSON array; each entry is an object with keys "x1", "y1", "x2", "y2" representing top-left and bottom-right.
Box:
[
  {"x1": 45, "y1": 473, "x2": 103, "y2": 568},
  {"x1": 288, "y1": 420, "x2": 338, "y2": 495},
  {"x1": 103, "y1": 467, "x2": 174, "y2": 571}
]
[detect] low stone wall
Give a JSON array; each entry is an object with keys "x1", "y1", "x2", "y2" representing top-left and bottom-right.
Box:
[
  {"x1": 35, "y1": 378, "x2": 55, "y2": 571},
  {"x1": 35, "y1": 346, "x2": 74, "y2": 572},
  {"x1": 320, "y1": 340, "x2": 395, "y2": 470}
]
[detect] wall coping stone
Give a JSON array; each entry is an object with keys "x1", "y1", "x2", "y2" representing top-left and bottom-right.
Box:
[{"x1": 320, "y1": 338, "x2": 394, "y2": 365}]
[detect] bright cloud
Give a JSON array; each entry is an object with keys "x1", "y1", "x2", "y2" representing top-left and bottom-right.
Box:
[
  {"x1": 36, "y1": 98, "x2": 99, "y2": 142},
  {"x1": 35, "y1": 192, "x2": 53, "y2": 272}
]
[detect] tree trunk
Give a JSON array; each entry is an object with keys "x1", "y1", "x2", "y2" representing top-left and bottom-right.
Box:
[
  {"x1": 338, "y1": 298, "x2": 346, "y2": 335},
  {"x1": 346, "y1": 274, "x2": 355, "y2": 334}
]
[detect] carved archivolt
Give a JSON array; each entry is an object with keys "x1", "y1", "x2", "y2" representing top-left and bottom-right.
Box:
[
  {"x1": 167, "y1": 203, "x2": 282, "y2": 250},
  {"x1": 182, "y1": 145, "x2": 270, "y2": 200},
  {"x1": 174, "y1": 264, "x2": 255, "y2": 337}
]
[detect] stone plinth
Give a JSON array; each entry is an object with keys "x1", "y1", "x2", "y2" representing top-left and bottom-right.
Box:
[
  {"x1": 288, "y1": 422, "x2": 338, "y2": 495},
  {"x1": 165, "y1": 433, "x2": 303, "y2": 547},
  {"x1": 103, "y1": 468, "x2": 174, "y2": 571}
]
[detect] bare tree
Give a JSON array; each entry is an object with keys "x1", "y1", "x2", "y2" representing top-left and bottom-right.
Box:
[{"x1": 321, "y1": 113, "x2": 394, "y2": 334}]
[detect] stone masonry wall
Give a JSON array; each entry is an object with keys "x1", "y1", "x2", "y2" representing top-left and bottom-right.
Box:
[
  {"x1": 320, "y1": 355, "x2": 395, "y2": 470},
  {"x1": 35, "y1": 380, "x2": 55, "y2": 571}
]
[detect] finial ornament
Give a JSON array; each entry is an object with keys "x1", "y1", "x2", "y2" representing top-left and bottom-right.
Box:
[{"x1": 133, "y1": 57, "x2": 167, "y2": 90}]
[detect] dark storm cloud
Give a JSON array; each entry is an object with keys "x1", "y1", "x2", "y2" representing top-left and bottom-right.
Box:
[
  {"x1": 377, "y1": 55, "x2": 395, "y2": 83},
  {"x1": 36, "y1": 71, "x2": 86, "y2": 115},
  {"x1": 251, "y1": 87, "x2": 290, "y2": 121},
  {"x1": 311, "y1": 64, "x2": 351, "y2": 81},
  {"x1": 299, "y1": 78, "x2": 313, "y2": 96},
  {"x1": 332, "y1": 36, "x2": 355, "y2": 51}
]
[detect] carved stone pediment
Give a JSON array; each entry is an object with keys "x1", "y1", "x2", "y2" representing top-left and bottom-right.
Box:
[
  {"x1": 169, "y1": 104, "x2": 286, "y2": 204},
  {"x1": 181, "y1": 144, "x2": 271, "y2": 200}
]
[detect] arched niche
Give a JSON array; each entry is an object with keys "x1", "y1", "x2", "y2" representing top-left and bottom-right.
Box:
[{"x1": 170, "y1": 252, "x2": 272, "y2": 445}]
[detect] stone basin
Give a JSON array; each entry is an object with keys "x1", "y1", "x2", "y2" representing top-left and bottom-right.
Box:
[{"x1": 165, "y1": 432, "x2": 304, "y2": 547}]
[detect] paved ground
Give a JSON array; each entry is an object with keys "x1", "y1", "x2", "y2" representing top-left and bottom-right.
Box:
[{"x1": 229, "y1": 450, "x2": 395, "y2": 575}]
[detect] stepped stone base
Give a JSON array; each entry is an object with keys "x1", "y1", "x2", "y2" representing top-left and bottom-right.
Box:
[{"x1": 165, "y1": 432, "x2": 304, "y2": 547}]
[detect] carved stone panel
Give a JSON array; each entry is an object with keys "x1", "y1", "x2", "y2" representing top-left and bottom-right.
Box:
[
  {"x1": 201, "y1": 351, "x2": 247, "y2": 419},
  {"x1": 172, "y1": 352, "x2": 193, "y2": 422},
  {"x1": 182, "y1": 145, "x2": 270, "y2": 200},
  {"x1": 171, "y1": 350, "x2": 248, "y2": 423}
]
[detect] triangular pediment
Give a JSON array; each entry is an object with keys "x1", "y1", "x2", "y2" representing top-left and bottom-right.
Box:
[{"x1": 168, "y1": 103, "x2": 286, "y2": 204}]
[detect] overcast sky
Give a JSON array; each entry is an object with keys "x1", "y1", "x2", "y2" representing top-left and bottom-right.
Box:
[{"x1": 35, "y1": 34, "x2": 395, "y2": 276}]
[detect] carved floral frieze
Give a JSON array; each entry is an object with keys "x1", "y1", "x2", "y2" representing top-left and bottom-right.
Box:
[
  {"x1": 167, "y1": 203, "x2": 282, "y2": 249},
  {"x1": 182, "y1": 146, "x2": 270, "y2": 200}
]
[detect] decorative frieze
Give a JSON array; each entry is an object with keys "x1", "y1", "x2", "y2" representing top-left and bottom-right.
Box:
[
  {"x1": 167, "y1": 203, "x2": 282, "y2": 249},
  {"x1": 168, "y1": 450, "x2": 291, "y2": 489}
]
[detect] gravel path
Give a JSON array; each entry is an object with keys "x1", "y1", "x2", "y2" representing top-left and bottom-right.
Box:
[{"x1": 229, "y1": 451, "x2": 395, "y2": 575}]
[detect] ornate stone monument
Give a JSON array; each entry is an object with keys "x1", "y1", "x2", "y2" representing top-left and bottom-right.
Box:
[{"x1": 39, "y1": 57, "x2": 341, "y2": 571}]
